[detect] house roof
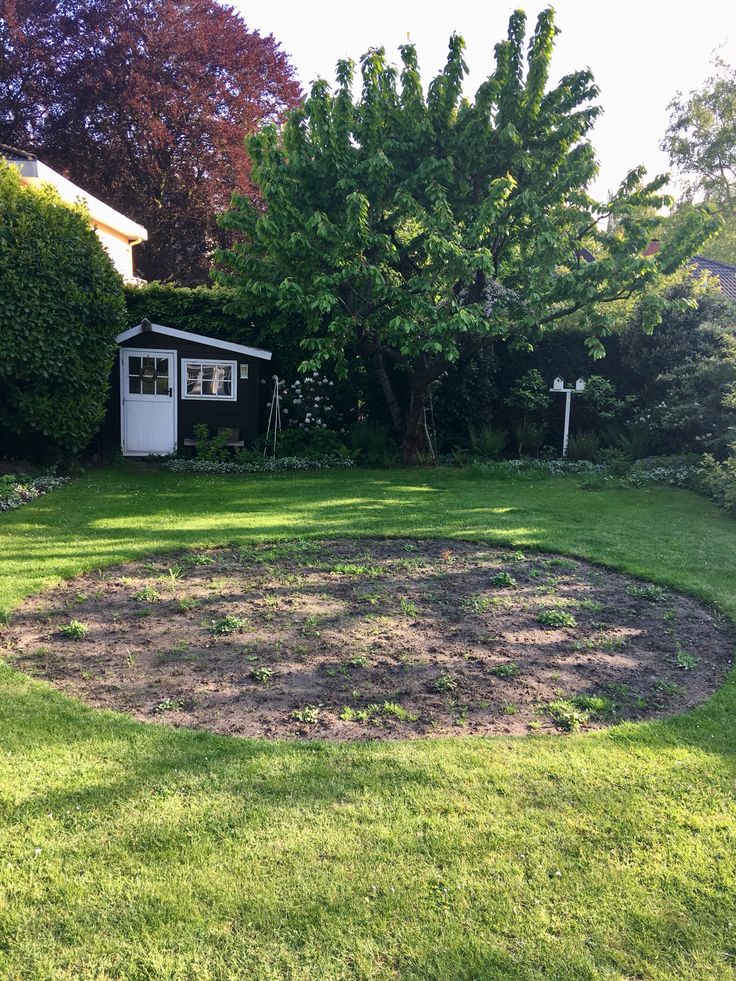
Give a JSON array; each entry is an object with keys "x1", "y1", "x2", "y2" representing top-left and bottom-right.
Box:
[
  {"x1": 690, "y1": 255, "x2": 736, "y2": 301},
  {"x1": 1, "y1": 146, "x2": 147, "y2": 243},
  {"x1": 116, "y1": 322, "x2": 273, "y2": 361}
]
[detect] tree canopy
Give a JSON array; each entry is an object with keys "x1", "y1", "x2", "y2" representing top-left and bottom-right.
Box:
[
  {"x1": 0, "y1": 0, "x2": 301, "y2": 284},
  {"x1": 662, "y1": 57, "x2": 736, "y2": 265},
  {"x1": 0, "y1": 161, "x2": 125, "y2": 460},
  {"x1": 219, "y1": 9, "x2": 718, "y2": 462}
]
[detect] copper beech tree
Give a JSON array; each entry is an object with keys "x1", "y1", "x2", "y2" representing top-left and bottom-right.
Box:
[
  {"x1": 0, "y1": 0, "x2": 301, "y2": 283},
  {"x1": 219, "y1": 9, "x2": 718, "y2": 463}
]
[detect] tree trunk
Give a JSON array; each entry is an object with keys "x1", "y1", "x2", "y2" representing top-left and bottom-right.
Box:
[
  {"x1": 373, "y1": 353, "x2": 403, "y2": 434},
  {"x1": 400, "y1": 387, "x2": 426, "y2": 465}
]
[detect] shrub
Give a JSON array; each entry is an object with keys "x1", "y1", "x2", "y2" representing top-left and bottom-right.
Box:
[
  {"x1": 192, "y1": 423, "x2": 232, "y2": 462},
  {"x1": 699, "y1": 451, "x2": 736, "y2": 512},
  {"x1": 512, "y1": 419, "x2": 546, "y2": 458},
  {"x1": 0, "y1": 162, "x2": 125, "y2": 460},
  {"x1": 348, "y1": 421, "x2": 399, "y2": 467},
  {"x1": 469, "y1": 424, "x2": 508, "y2": 460},
  {"x1": 566, "y1": 432, "x2": 601, "y2": 462}
]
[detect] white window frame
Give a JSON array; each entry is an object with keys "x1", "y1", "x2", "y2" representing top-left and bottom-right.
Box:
[{"x1": 181, "y1": 358, "x2": 238, "y2": 401}]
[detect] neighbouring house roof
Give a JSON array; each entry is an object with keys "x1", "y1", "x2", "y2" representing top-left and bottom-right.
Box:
[
  {"x1": 1, "y1": 144, "x2": 147, "y2": 244},
  {"x1": 690, "y1": 255, "x2": 736, "y2": 301},
  {"x1": 116, "y1": 322, "x2": 273, "y2": 361}
]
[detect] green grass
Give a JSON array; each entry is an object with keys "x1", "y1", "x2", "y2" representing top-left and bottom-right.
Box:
[{"x1": 0, "y1": 466, "x2": 735, "y2": 979}]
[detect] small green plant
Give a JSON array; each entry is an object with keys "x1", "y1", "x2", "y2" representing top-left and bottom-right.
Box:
[
  {"x1": 60, "y1": 619, "x2": 88, "y2": 639},
  {"x1": 432, "y1": 672, "x2": 458, "y2": 693},
  {"x1": 399, "y1": 599, "x2": 418, "y2": 616},
  {"x1": 250, "y1": 666, "x2": 274, "y2": 684},
  {"x1": 165, "y1": 565, "x2": 185, "y2": 583},
  {"x1": 490, "y1": 572, "x2": 517, "y2": 589},
  {"x1": 154, "y1": 697, "x2": 184, "y2": 713},
  {"x1": 503, "y1": 702, "x2": 518, "y2": 715},
  {"x1": 572, "y1": 694, "x2": 613, "y2": 717},
  {"x1": 301, "y1": 614, "x2": 320, "y2": 637},
  {"x1": 345, "y1": 655, "x2": 369, "y2": 668},
  {"x1": 538, "y1": 608, "x2": 577, "y2": 629},
  {"x1": 627, "y1": 583, "x2": 665, "y2": 602},
  {"x1": 507, "y1": 550, "x2": 526, "y2": 562},
  {"x1": 134, "y1": 585, "x2": 160, "y2": 603},
  {"x1": 177, "y1": 597, "x2": 198, "y2": 612},
  {"x1": 381, "y1": 702, "x2": 418, "y2": 722},
  {"x1": 462, "y1": 593, "x2": 492, "y2": 612},
  {"x1": 675, "y1": 649, "x2": 699, "y2": 670},
  {"x1": 183, "y1": 553, "x2": 215, "y2": 567},
  {"x1": 488, "y1": 662, "x2": 521, "y2": 679},
  {"x1": 547, "y1": 698, "x2": 589, "y2": 731},
  {"x1": 331, "y1": 563, "x2": 384, "y2": 577},
  {"x1": 212, "y1": 614, "x2": 246, "y2": 635},
  {"x1": 291, "y1": 705, "x2": 321, "y2": 724}
]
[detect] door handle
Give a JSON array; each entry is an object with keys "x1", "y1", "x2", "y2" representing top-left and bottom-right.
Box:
[{"x1": 168, "y1": 387, "x2": 173, "y2": 397}]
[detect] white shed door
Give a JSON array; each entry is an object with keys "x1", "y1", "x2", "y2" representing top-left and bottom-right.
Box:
[{"x1": 121, "y1": 349, "x2": 177, "y2": 455}]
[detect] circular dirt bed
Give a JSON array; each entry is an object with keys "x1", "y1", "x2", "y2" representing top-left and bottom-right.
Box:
[{"x1": 7, "y1": 538, "x2": 734, "y2": 739}]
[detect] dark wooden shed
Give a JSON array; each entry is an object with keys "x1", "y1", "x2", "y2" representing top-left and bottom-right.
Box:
[{"x1": 109, "y1": 320, "x2": 272, "y2": 456}]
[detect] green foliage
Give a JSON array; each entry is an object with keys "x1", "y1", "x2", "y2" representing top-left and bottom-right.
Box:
[
  {"x1": 699, "y1": 450, "x2": 736, "y2": 512},
  {"x1": 219, "y1": 11, "x2": 716, "y2": 463},
  {"x1": 512, "y1": 419, "x2": 546, "y2": 458},
  {"x1": 0, "y1": 162, "x2": 125, "y2": 460},
  {"x1": 211, "y1": 615, "x2": 246, "y2": 635},
  {"x1": 432, "y1": 672, "x2": 458, "y2": 693},
  {"x1": 490, "y1": 572, "x2": 517, "y2": 588},
  {"x1": 347, "y1": 421, "x2": 399, "y2": 467},
  {"x1": 626, "y1": 583, "x2": 666, "y2": 602},
  {"x1": 547, "y1": 698, "x2": 589, "y2": 731},
  {"x1": 538, "y1": 608, "x2": 577, "y2": 629},
  {"x1": 60, "y1": 619, "x2": 89, "y2": 639},
  {"x1": 566, "y1": 432, "x2": 601, "y2": 462},
  {"x1": 488, "y1": 662, "x2": 521, "y2": 678},
  {"x1": 192, "y1": 424, "x2": 232, "y2": 463},
  {"x1": 469, "y1": 424, "x2": 508, "y2": 460}
]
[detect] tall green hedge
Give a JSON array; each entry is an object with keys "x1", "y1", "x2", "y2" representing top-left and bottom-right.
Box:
[{"x1": 0, "y1": 162, "x2": 125, "y2": 460}]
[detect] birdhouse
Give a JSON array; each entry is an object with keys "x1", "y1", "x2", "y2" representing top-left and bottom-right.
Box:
[
  {"x1": 552, "y1": 376, "x2": 564, "y2": 391},
  {"x1": 575, "y1": 378, "x2": 586, "y2": 392}
]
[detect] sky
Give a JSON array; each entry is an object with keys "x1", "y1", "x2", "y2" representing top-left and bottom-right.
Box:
[{"x1": 235, "y1": 0, "x2": 736, "y2": 202}]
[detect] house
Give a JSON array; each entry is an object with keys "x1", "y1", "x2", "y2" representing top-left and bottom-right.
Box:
[
  {"x1": 689, "y1": 255, "x2": 736, "y2": 301},
  {"x1": 1, "y1": 143, "x2": 147, "y2": 282},
  {"x1": 107, "y1": 320, "x2": 272, "y2": 456}
]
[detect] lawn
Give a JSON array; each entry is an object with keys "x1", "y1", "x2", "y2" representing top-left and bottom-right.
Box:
[{"x1": 1, "y1": 466, "x2": 735, "y2": 979}]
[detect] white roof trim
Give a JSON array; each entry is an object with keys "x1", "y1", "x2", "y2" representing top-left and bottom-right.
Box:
[{"x1": 116, "y1": 323, "x2": 272, "y2": 361}]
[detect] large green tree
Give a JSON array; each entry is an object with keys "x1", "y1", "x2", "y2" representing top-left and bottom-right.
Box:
[
  {"x1": 219, "y1": 9, "x2": 717, "y2": 462},
  {"x1": 0, "y1": 161, "x2": 125, "y2": 460},
  {"x1": 663, "y1": 57, "x2": 736, "y2": 264}
]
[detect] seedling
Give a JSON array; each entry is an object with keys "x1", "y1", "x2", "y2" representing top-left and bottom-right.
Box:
[
  {"x1": 165, "y1": 565, "x2": 184, "y2": 583},
  {"x1": 547, "y1": 698, "x2": 589, "y2": 731},
  {"x1": 381, "y1": 702, "x2": 418, "y2": 722},
  {"x1": 488, "y1": 662, "x2": 521, "y2": 679},
  {"x1": 154, "y1": 697, "x2": 184, "y2": 713},
  {"x1": 399, "y1": 599, "x2": 418, "y2": 616},
  {"x1": 538, "y1": 608, "x2": 577, "y2": 629},
  {"x1": 291, "y1": 705, "x2": 321, "y2": 724},
  {"x1": 183, "y1": 554, "x2": 215, "y2": 567},
  {"x1": 490, "y1": 572, "x2": 517, "y2": 589},
  {"x1": 432, "y1": 672, "x2": 458, "y2": 693},
  {"x1": 503, "y1": 702, "x2": 518, "y2": 715},
  {"x1": 212, "y1": 614, "x2": 246, "y2": 635},
  {"x1": 462, "y1": 594, "x2": 492, "y2": 612},
  {"x1": 177, "y1": 598, "x2": 198, "y2": 612},
  {"x1": 250, "y1": 666, "x2": 273, "y2": 684},
  {"x1": 134, "y1": 585, "x2": 160, "y2": 603},
  {"x1": 675, "y1": 649, "x2": 699, "y2": 671},
  {"x1": 61, "y1": 619, "x2": 88, "y2": 639},
  {"x1": 506, "y1": 550, "x2": 526, "y2": 562},
  {"x1": 301, "y1": 614, "x2": 320, "y2": 637},
  {"x1": 572, "y1": 694, "x2": 613, "y2": 717},
  {"x1": 627, "y1": 583, "x2": 665, "y2": 603}
]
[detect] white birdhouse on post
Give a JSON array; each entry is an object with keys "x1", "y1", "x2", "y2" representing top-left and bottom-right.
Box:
[{"x1": 549, "y1": 376, "x2": 586, "y2": 457}]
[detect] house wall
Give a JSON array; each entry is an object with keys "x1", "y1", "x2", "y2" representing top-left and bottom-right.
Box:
[
  {"x1": 94, "y1": 222, "x2": 135, "y2": 281},
  {"x1": 105, "y1": 330, "x2": 264, "y2": 455}
]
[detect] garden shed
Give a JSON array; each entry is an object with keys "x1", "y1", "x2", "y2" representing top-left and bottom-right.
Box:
[{"x1": 109, "y1": 319, "x2": 272, "y2": 456}]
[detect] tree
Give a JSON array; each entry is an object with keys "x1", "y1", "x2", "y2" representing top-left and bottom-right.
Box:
[
  {"x1": 0, "y1": 161, "x2": 125, "y2": 460},
  {"x1": 663, "y1": 58, "x2": 736, "y2": 264},
  {"x1": 218, "y1": 9, "x2": 718, "y2": 463},
  {"x1": 0, "y1": 0, "x2": 301, "y2": 284}
]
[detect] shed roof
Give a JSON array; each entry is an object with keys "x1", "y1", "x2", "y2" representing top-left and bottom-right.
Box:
[{"x1": 116, "y1": 322, "x2": 273, "y2": 361}]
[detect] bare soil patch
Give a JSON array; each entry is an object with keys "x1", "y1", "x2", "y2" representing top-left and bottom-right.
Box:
[{"x1": 6, "y1": 538, "x2": 733, "y2": 739}]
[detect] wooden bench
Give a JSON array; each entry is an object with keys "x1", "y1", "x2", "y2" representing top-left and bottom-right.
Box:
[{"x1": 184, "y1": 428, "x2": 244, "y2": 450}]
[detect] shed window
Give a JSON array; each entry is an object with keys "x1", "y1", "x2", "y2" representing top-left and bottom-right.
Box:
[{"x1": 182, "y1": 359, "x2": 237, "y2": 400}]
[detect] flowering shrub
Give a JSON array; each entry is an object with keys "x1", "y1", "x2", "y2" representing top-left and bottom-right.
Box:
[
  {"x1": 163, "y1": 456, "x2": 354, "y2": 475},
  {"x1": 0, "y1": 473, "x2": 70, "y2": 512},
  {"x1": 267, "y1": 374, "x2": 340, "y2": 432}
]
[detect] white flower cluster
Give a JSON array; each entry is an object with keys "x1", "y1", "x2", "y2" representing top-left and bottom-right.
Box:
[
  {"x1": 276, "y1": 374, "x2": 338, "y2": 431},
  {"x1": 163, "y1": 456, "x2": 354, "y2": 475},
  {"x1": 0, "y1": 474, "x2": 70, "y2": 512}
]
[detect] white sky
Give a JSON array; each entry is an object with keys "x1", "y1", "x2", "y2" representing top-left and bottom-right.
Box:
[{"x1": 235, "y1": 0, "x2": 736, "y2": 201}]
